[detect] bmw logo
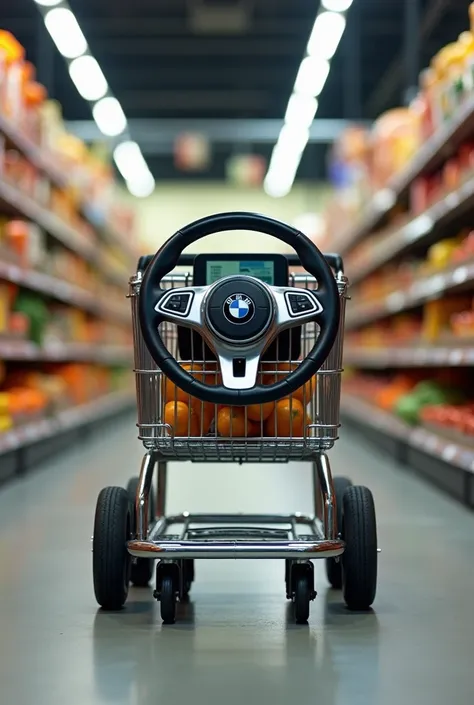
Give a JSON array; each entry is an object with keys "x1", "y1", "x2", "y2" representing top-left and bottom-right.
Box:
[{"x1": 223, "y1": 293, "x2": 255, "y2": 324}]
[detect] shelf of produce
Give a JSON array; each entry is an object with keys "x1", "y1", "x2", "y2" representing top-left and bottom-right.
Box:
[
  {"x1": 334, "y1": 97, "x2": 474, "y2": 255},
  {"x1": 0, "y1": 115, "x2": 137, "y2": 261},
  {"x1": 347, "y1": 259, "x2": 474, "y2": 328},
  {"x1": 0, "y1": 389, "x2": 134, "y2": 456},
  {"x1": 344, "y1": 344, "x2": 474, "y2": 368},
  {"x1": 0, "y1": 114, "x2": 67, "y2": 189},
  {"x1": 341, "y1": 394, "x2": 474, "y2": 474},
  {"x1": 348, "y1": 174, "x2": 474, "y2": 285},
  {"x1": 0, "y1": 260, "x2": 130, "y2": 324},
  {"x1": 0, "y1": 178, "x2": 130, "y2": 287},
  {"x1": 0, "y1": 340, "x2": 132, "y2": 364}
]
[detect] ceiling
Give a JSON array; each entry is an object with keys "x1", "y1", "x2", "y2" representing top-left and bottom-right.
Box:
[{"x1": 1, "y1": 0, "x2": 472, "y2": 183}]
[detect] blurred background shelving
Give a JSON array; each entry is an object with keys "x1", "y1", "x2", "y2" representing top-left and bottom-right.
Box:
[{"x1": 0, "y1": 27, "x2": 138, "y2": 477}]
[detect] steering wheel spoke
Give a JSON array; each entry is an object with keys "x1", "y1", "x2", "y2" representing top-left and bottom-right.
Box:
[
  {"x1": 271, "y1": 286, "x2": 323, "y2": 328},
  {"x1": 154, "y1": 286, "x2": 209, "y2": 327},
  {"x1": 215, "y1": 349, "x2": 262, "y2": 390}
]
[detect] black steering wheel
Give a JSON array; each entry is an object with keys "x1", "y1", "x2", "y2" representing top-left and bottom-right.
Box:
[{"x1": 139, "y1": 212, "x2": 340, "y2": 405}]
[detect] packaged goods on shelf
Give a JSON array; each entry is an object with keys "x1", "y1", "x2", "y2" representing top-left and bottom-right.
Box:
[
  {"x1": 0, "y1": 27, "x2": 137, "y2": 452},
  {"x1": 323, "y1": 2, "x2": 474, "y2": 249}
]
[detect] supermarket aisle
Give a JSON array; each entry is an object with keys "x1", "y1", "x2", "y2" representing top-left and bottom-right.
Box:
[{"x1": 1, "y1": 420, "x2": 474, "y2": 705}]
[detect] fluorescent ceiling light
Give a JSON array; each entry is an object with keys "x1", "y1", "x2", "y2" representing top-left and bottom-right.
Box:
[
  {"x1": 44, "y1": 8, "x2": 87, "y2": 58},
  {"x1": 285, "y1": 93, "x2": 318, "y2": 130},
  {"x1": 278, "y1": 124, "x2": 310, "y2": 157},
  {"x1": 34, "y1": 0, "x2": 62, "y2": 6},
  {"x1": 307, "y1": 11, "x2": 346, "y2": 60},
  {"x1": 113, "y1": 141, "x2": 149, "y2": 180},
  {"x1": 126, "y1": 173, "x2": 156, "y2": 198},
  {"x1": 321, "y1": 0, "x2": 353, "y2": 11},
  {"x1": 92, "y1": 97, "x2": 127, "y2": 137},
  {"x1": 69, "y1": 56, "x2": 108, "y2": 101},
  {"x1": 294, "y1": 56, "x2": 330, "y2": 97}
]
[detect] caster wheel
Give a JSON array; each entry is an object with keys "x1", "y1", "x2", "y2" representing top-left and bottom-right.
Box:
[
  {"x1": 160, "y1": 574, "x2": 177, "y2": 624},
  {"x1": 326, "y1": 476, "x2": 352, "y2": 589},
  {"x1": 294, "y1": 573, "x2": 311, "y2": 624},
  {"x1": 93, "y1": 486, "x2": 131, "y2": 610},
  {"x1": 342, "y1": 485, "x2": 377, "y2": 610},
  {"x1": 127, "y1": 476, "x2": 155, "y2": 587}
]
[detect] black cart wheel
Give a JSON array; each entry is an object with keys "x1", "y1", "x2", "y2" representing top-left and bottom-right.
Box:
[
  {"x1": 342, "y1": 485, "x2": 377, "y2": 610},
  {"x1": 93, "y1": 486, "x2": 131, "y2": 610},
  {"x1": 127, "y1": 476, "x2": 155, "y2": 587},
  {"x1": 160, "y1": 574, "x2": 177, "y2": 624},
  {"x1": 294, "y1": 573, "x2": 311, "y2": 624},
  {"x1": 326, "y1": 476, "x2": 352, "y2": 589}
]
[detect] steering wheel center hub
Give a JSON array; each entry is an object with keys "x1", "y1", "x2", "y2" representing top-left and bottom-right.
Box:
[{"x1": 206, "y1": 276, "x2": 273, "y2": 343}]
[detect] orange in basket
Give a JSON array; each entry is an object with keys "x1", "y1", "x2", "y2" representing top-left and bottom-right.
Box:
[
  {"x1": 164, "y1": 363, "x2": 202, "y2": 404},
  {"x1": 264, "y1": 398, "x2": 308, "y2": 437},
  {"x1": 260, "y1": 362, "x2": 315, "y2": 405},
  {"x1": 217, "y1": 406, "x2": 247, "y2": 437},
  {"x1": 246, "y1": 401, "x2": 274, "y2": 421},
  {"x1": 164, "y1": 400, "x2": 200, "y2": 436}
]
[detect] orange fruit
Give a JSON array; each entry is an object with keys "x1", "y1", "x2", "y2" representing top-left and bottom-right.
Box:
[
  {"x1": 264, "y1": 397, "x2": 305, "y2": 437},
  {"x1": 247, "y1": 419, "x2": 262, "y2": 437},
  {"x1": 217, "y1": 406, "x2": 247, "y2": 437},
  {"x1": 192, "y1": 399, "x2": 215, "y2": 434},
  {"x1": 292, "y1": 376, "x2": 316, "y2": 405},
  {"x1": 164, "y1": 362, "x2": 201, "y2": 404},
  {"x1": 246, "y1": 401, "x2": 275, "y2": 422},
  {"x1": 164, "y1": 400, "x2": 194, "y2": 436}
]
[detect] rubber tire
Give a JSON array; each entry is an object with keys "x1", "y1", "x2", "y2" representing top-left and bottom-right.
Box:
[
  {"x1": 326, "y1": 476, "x2": 353, "y2": 589},
  {"x1": 93, "y1": 486, "x2": 131, "y2": 610},
  {"x1": 294, "y1": 573, "x2": 311, "y2": 624},
  {"x1": 127, "y1": 476, "x2": 155, "y2": 587},
  {"x1": 342, "y1": 485, "x2": 377, "y2": 611},
  {"x1": 160, "y1": 574, "x2": 177, "y2": 624}
]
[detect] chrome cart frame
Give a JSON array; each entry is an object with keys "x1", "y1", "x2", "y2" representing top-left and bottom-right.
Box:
[{"x1": 127, "y1": 256, "x2": 348, "y2": 564}]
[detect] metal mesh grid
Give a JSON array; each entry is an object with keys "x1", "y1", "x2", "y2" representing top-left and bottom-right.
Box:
[{"x1": 130, "y1": 270, "x2": 348, "y2": 462}]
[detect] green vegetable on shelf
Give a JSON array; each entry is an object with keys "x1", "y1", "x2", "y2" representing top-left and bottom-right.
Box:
[
  {"x1": 394, "y1": 381, "x2": 465, "y2": 425},
  {"x1": 13, "y1": 293, "x2": 49, "y2": 346}
]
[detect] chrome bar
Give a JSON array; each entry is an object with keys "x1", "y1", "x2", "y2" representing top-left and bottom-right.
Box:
[
  {"x1": 312, "y1": 459, "x2": 323, "y2": 522},
  {"x1": 136, "y1": 452, "x2": 155, "y2": 540},
  {"x1": 147, "y1": 516, "x2": 169, "y2": 542},
  {"x1": 127, "y1": 538, "x2": 345, "y2": 560},
  {"x1": 164, "y1": 512, "x2": 315, "y2": 525},
  {"x1": 314, "y1": 453, "x2": 336, "y2": 540},
  {"x1": 157, "y1": 460, "x2": 167, "y2": 518}
]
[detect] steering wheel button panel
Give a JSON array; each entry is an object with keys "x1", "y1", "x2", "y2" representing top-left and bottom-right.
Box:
[
  {"x1": 285, "y1": 291, "x2": 320, "y2": 318},
  {"x1": 158, "y1": 291, "x2": 194, "y2": 317}
]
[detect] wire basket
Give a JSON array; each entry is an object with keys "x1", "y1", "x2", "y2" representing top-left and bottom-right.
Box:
[{"x1": 129, "y1": 270, "x2": 348, "y2": 462}]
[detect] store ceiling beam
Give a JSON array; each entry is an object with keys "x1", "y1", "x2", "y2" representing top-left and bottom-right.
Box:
[
  {"x1": 118, "y1": 90, "x2": 268, "y2": 111},
  {"x1": 66, "y1": 118, "x2": 363, "y2": 150},
  {"x1": 5, "y1": 16, "x2": 403, "y2": 37},
  {"x1": 91, "y1": 37, "x2": 303, "y2": 56},
  {"x1": 366, "y1": 0, "x2": 450, "y2": 117}
]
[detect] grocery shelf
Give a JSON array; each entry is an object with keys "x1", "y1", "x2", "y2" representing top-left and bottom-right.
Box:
[
  {"x1": 334, "y1": 97, "x2": 474, "y2": 255},
  {"x1": 0, "y1": 178, "x2": 129, "y2": 287},
  {"x1": 0, "y1": 115, "x2": 137, "y2": 261},
  {"x1": 344, "y1": 344, "x2": 474, "y2": 368},
  {"x1": 346, "y1": 259, "x2": 474, "y2": 328},
  {"x1": 0, "y1": 339, "x2": 132, "y2": 364},
  {"x1": 0, "y1": 114, "x2": 67, "y2": 190},
  {"x1": 0, "y1": 260, "x2": 129, "y2": 324},
  {"x1": 341, "y1": 393, "x2": 474, "y2": 474},
  {"x1": 0, "y1": 389, "x2": 134, "y2": 457},
  {"x1": 349, "y1": 173, "x2": 474, "y2": 285}
]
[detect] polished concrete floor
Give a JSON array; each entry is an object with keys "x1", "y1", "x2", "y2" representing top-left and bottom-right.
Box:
[{"x1": 1, "y1": 416, "x2": 474, "y2": 705}]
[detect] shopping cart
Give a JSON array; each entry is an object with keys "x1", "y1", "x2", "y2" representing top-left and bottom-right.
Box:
[{"x1": 92, "y1": 212, "x2": 378, "y2": 624}]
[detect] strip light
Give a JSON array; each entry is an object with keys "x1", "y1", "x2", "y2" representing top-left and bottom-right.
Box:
[
  {"x1": 264, "y1": 1, "x2": 353, "y2": 198},
  {"x1": 33, "y1": 0, "x2": 155, "y2": 197}
]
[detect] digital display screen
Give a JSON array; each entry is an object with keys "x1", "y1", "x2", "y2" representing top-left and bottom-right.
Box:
[{"x1": 206, "y1": 260, "x2": 275, "y2": 284}]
